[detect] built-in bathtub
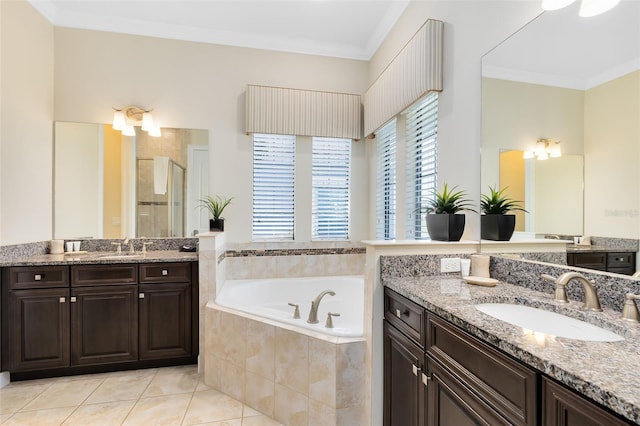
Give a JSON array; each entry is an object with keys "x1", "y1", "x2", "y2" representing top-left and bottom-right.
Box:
[{"x1": 204, "y1": 275, "x2": 367, "y2": 425}]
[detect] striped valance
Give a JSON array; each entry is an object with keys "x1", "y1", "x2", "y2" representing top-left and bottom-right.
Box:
[
  {"x1": 245, "y1": 85, "x2": 362, "y2": 140},
  {"x1": 364, "y1": 19, "x2": 444, "y2": 137}
]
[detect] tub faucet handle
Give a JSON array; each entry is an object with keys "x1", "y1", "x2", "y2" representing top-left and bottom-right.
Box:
[
  {"x1": 288, "y1": 303, "x2": 300, "y2": 319},
  {"x1": 325, "y1": 312, "x2": 340, "y2": 328}
]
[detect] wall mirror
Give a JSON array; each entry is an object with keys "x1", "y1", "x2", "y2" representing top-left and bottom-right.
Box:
[
  {"x1": 481, "y1": 0, "x2": 639, "y2": 255},
  {"x1": 54, "y1": 122, "x2": 210, "y2": 239}
]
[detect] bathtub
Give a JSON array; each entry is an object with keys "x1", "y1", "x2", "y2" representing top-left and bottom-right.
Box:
[{"x1": 214, "y1": 275, "x2": 364, "y2": 338}]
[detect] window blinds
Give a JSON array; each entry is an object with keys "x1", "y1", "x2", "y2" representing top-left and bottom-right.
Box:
[
  {"x1": 252, "y1": 134, "x2": 296, "y2": 240},
  {"x1": 246, "y1": 85, "x2": 362, "y2": 140},
  {"x1": 375, "y1": 120, "x2": 397, "y2": 240},
  {"x1": 364, "y1": 19, "x2": 443, "y2": 137},
  {"x1": 405, "y1": 93, "x2": 439, "y2": 239},
  {"x1": 312, "y1": 137, "x2": 351, "y2": 240}
]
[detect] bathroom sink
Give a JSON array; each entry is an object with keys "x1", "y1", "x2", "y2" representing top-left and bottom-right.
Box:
[{"x1": 475, "y1": 303, "x2": 624, "y2": 342}]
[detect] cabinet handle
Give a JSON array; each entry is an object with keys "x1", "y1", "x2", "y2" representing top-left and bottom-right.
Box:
[
  {"x1": 412, "y1": 364, "x2": 418, "y2": 376},
  {"x1": 59, "y1": 297, "x2": 65, "y2": 303},
  {"x1": 34, "y1": 274, "x2": 42, "y2": 281},
  {"x1": 139, "y1": 293, "x2": 145, "y2": 299},
  {"x1": 422, "y1": 372, "x2": 430, "y2": 386},
  {"x1": 70, "y1": 297, "x2": 77, "y2": 303},
  {"x1": 161, "y1": 269, "x2": 168, "y2": 276},
  {"x1": 396, "y1": 308, "x2": 409, "y2": 318}
]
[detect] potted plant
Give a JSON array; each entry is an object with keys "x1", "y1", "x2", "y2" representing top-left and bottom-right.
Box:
[
  {"x1": 425, "y1": 184, "x2": 476, "y2": 241},
  {"x1": 480, "y1": 186, "x2": 527, "y2": 241},
  {"x1": 199, "y1": 195, "x2": 234, "y2": 231}
]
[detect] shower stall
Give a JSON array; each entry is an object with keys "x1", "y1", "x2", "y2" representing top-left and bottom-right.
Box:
[{"x1": 136, "y1": 158, "x2": 185, "y2": 237}]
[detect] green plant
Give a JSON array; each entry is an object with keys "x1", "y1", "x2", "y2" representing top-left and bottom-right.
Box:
[
  {"x1": 199, "y1": 195, "x2": 234, "y2": 220},
  {"x1": 480, "y1": 186, "x2": 527, "y2": 215},
  {"x1": 425, "y1": 183, "x2": 476, "y2": 214}
]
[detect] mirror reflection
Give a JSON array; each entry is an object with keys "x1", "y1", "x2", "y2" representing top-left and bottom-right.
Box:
[
  {"x1": 481, "y1": 1, "x2": 640, "y2": 244},
  {"x1": 54, "y1": 122, "x2": 209, "y2": 239}
]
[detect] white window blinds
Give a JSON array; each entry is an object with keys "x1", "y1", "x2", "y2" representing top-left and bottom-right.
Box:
[
  {"x1": 405, "y1": 93, "x2": 439, "y2": 239},
  {"x1": 252, "y1": 134, "x2": 296, "y2": 240},
  {"x1": 375, "y1": 120, "x2": 397, "y2": 240},
  {"x1": 312, "y1": 137, "x2": 351, "y2": 240}
]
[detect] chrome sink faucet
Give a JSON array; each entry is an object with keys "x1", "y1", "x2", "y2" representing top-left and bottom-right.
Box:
[
  {"x1": 541, "y1": 272, "x2": 602, "y2": 312},
  {"x1": 307, "y1": 290, "x2": 335, "y2": 324}
]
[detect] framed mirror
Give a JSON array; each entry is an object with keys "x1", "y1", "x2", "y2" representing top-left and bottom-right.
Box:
[
  {"x1": 480, "y1": 1, "x2": 640, "y2": 261},
  {"x1": 54, "y1": 122, "x2": 210, "y2": 239}
]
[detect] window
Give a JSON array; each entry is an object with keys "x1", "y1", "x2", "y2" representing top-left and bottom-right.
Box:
[
  {"x1": 375, "y1": 120, "x2": 397, "y2": 240},
  {"x1": 405, "y1": 93, "x2": 439, "y2": 239},
  {"x1": 312, "y1": 137, "x2": 351, "y2": 240},
  {"x1": 252, "y1": 134, "x2": 296, "y2": 240}
]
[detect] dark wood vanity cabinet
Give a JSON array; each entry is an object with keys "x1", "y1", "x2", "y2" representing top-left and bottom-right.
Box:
[
  {"x1": 2, "y1": 262, "x2": 197, "y2": 377},
  {"x1": 383, "y1": 287, "x2": 634, "y2": 426},
  {"x1": 567, "y1": 251, "x2": 636, "y2": 275}
]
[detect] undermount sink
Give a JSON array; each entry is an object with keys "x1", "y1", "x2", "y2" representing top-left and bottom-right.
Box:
[
  {"x1": 97, "y1": 254, "x2": 143, "y2": 260},
  {"x1": 475, "y1": 303, "x2": 624, "y2": 342}
]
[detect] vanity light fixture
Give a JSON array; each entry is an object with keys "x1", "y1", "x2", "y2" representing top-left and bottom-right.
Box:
[
  {"x1": 112, "y1": 106, "x2": 162, "y2": 137},
  {"x1": 541, "y1": 0, "x2": 620, "y2": 16},
  {"x1": 523, "y1": 138, "x2": 562, "y2": 160}
]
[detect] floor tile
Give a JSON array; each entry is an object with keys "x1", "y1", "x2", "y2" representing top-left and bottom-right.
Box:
[
  {"x1": 21, "y1": 378, "x2": 103, "y2": 411},
  {"x1": 122, "y1": 393, "x2": 192, "y2": 426},
  {"x1": 84, "y1": 372, "x2": 154, "y2": 404},
  {"x1": 3, "y1": 406, "x2": 75, "y2": 425},
  {"x1": 142, "y1": 367, "x2": 199, "y2": 398},
  {"x1": 182, "y1": 389, "x2": 243, "y2": 425},
  {"x1": 0, "y1": 382, "x2": 52, "y2": 415},
  {"x1": 242, "y1": 415, "x2": 284, "y2": 426},
  {"x1": 62, "y1": 400, "x2": 135, "y2": 425}
]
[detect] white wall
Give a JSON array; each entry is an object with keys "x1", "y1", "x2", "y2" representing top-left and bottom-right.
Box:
[
  {"x1": 53, "y1": 29, "x2": 370, "y2": 244},
  {"x1": 0, "y1": 0, "x2": 54, "y2": 245},
  {"x1": 368, "y1": 1, "x2": 542, "y2": 240}
]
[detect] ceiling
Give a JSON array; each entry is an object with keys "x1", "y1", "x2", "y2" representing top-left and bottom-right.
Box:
[
  {"x1": 483, "y1": 0, "x2": 640, "y2": 90},
  {"x1": 28, "y1": 0, "x2": 410, "y2": 60}
]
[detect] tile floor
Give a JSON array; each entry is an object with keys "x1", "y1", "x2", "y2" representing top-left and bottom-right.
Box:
[{"x1": 0, "y1": 365, "x2": 283, "y2": 425}]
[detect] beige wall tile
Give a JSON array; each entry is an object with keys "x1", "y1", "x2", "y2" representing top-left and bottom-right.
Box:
[
  {"x1": 308, "y1": 399, "x2": 337, "y2": 426},
  {"x1": 336, "y1": 405, "x2": 366, "y2": 426},
  {"x1": 336, "y1": 342, "x2": 366, "y2": 409},
  {"x1": 274, "y1": 384, "x2": 308, "y2": 426},
  {"x1": 275, "y1": 329, "x2": 309, "y2": 396},
  {"x1": 308, "y1": 338, "x2": 336, "y2": 407},
  {"x1": 204, "y1": 353, "x2": 222, "y2": 390},
  {"x1": 219, "y1": 312, "x2": 246, "y2": 367},
  {"x1": 244, "y1": 371, "x2": 275, "y2": 417},
  {"x1": 220, "y1": 360, "x2": 245, "y2": 402},
  {"x1": 246, "y1": 319, "x2": 276, "y2": 380}
]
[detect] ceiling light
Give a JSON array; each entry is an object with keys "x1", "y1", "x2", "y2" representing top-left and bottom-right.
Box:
[
  {"x1": 579, "y1": 0, "x2": 620, "y2": 16},
  {"x1": 112, "y1": 106, "x2": 162, "y2": 137},
  {"x1": 542, "y1": 0, "x2": 577, "y2": 10},
  {"x1": 523, "y1": 138, "x2": 562, "y2": 160}
]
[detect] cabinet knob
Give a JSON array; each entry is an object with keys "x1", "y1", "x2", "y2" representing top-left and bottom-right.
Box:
[
  {"x1": 161, "y1": 269, "x2": 168, "y2": 276},
  {"x1": 412, "y1": 364, "x2": 419, "y2": 376},
  {"x1": 70, "y1": 297, "x2": 77, "y2": 303},
  {"x1": 396, "y1": 308, "x2": 409, "y2": 318},
  {"x1": 139, "y1": 293, "x2": 145, "y2": 299},
  {"x1": 59, "y1": 297, "x2": 65, "y2": 303},
  {"x1": 34, "y1": 274, "x2": 42, "y2": 281}
]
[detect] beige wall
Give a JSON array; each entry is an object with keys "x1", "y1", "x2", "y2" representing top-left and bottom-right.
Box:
[
  {"x1": 103, "y1": 126, "x2": 122, "y2": 239},
  {"x1": 53, "y1": 28, "x2": 370, "y2": 244},
  {"x1": 0, "y1": 0, "x2": 54, "y2": 245},
  {"x1": 367, "y1": 1, "x2": 542, "y2": 240},
  {"x1": 584, "y1": 70, "x2": 640, "y2": 239},
  {"x1": 499, "y1": 150, "x2": 526, "y2": 231}
]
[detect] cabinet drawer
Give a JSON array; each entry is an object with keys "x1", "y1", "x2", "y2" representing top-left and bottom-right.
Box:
[
  {"x1": 427, "y1": 314, "x2": 537, "y2": 426},
  {"x1": 384, "y1": 287, "x2": 425, "y2": 347},
  {"x1": 568, "y1": 252, "x2": 607, "y2": 269},
  {"x1": 607, "y1": 252, "x2": 634, "y2": 268},
  {"x1": 71, "y1": 265, "x2": 138, "y2": 286},
  {"x1": 6, "y1": 266, "x2": 69, "y2": 289},
  {"x1": 140, "y1": 263, "x2": 191, "y2": 283}
]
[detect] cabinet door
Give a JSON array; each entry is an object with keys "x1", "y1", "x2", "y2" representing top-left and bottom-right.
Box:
[
  {"x1": 542, "y1": 377, "x2": 631, "y2": 426},
  {"x1": 427, "y1": 357, "x2": 508, "y2": 426},
  {"x1": 384, "y1": 321, "x2": 425, "y2": 426},
  {"x1": 8, "y1": 288, "x2": 70, "y2": 372},
  {"x1": 139, "y1": 283, "x2": 191, "y2": 360},
  {"x1": 71, "y1": 285, "x2": 138, "y2": 365}
]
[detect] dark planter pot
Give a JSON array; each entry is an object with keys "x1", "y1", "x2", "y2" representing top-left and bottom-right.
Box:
[
  {"x1": 209, "y1": 218, "x2": 225, "y2": 232},
  {"x1": 426, "y1": 214, "x2": 466, "y2": 241},
  {"x1": 481, "y1": 214, "x2": 516, "y2": 241}
]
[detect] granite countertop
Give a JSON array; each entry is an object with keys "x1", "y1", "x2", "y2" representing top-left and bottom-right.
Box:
[
  {"x1": 566, "y1": 244, "x2": 637, "y2": 253},
  {"x1": 385, "y1": 276, "x2": 640, "y2": 424},
  {"x1": 0, "y1": 250, "x2": 198, "y2": 267}
]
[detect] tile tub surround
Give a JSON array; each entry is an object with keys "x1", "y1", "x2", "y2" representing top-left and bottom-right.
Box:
[
  {"x1": 204, "y1": 306, "x2": 367, "y2": 426},
  {"x1": 383, "y1": 275, "x2": 640, "y2": 424}
]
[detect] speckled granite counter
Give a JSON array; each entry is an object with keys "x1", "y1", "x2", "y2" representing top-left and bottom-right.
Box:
[
  {"x1": 0, "y1": 250, "x2": 197, "y2": 267},
  {"x1": 567, "y1": 244, "x2": 637, "y2": 253},
  {"x1": 385, "y1": 276, "x2": 640, "y2": 424}
]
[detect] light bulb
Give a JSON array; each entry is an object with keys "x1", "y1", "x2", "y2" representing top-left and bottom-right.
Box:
[
  {"x1": 141, "y1": 112, "x2": 154, "y2": 131},
  {"x1": 112, "y1": 110, "x2": 125, "y2": 131},
  {"x1": 550, "y1": 142, "x2": 562, "y2": 158},
  {"x1": 122, "y1": 125, "x2": 136, "y2": 136}
]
